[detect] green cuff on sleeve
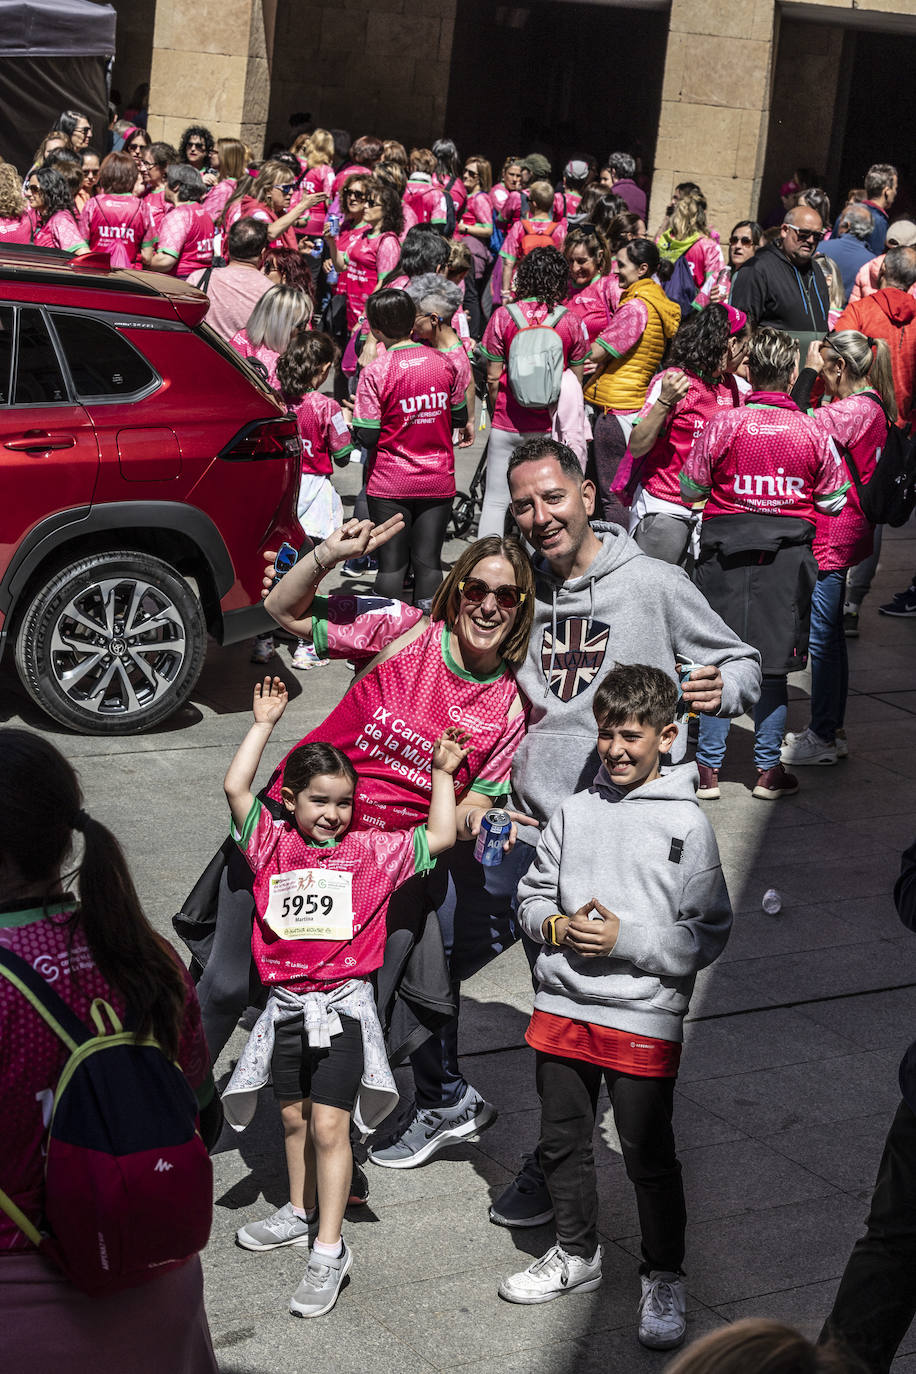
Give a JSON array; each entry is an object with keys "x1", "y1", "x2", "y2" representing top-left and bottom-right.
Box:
[
  {"x1": 311, "y1": 594, "x2": 329, "y2": 659},
  {"x1": 469, "y1": 776, "x2": 510, "y2": 798},
  {"x1": 231, "y1": 797, "x2": 261, "y2": 848},
  {"x1": 412, "y1": 825, "x2": 434, "y2": 875},
  {"x1": 596, "y1": 339, "x2": 621, "y2": 357}
]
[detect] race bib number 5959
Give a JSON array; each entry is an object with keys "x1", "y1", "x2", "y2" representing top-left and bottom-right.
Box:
[{"x1": 264, "y1": 868, "x2": 354, "y2": 940}]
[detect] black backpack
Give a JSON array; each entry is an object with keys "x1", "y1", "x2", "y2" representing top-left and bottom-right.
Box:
[
  {"x1": 836, "y1": 397, "x2": 916, "y2": 527},
  {"x1": 442, "y1": 176, "x2": 457, "y2": 236}
]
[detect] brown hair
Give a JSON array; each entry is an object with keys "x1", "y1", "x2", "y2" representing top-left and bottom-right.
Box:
[
  {"x1": 429, "y1": 536, "x2": 535, "y2": 666},
  {"x1": 0, "y1": 162, "x2": 26, "y2": 217},
  {"x1": 665, "y1": 1319, "x2": 866, "y2": 1374},
  {"x1": 465, "y1": 155, "x2": 493, "y2": 192},
  {"x1": 409, "y1": 147, "x2": 437, "y2": 175},
  {"x1": 277, "y1": 331, "x2": 338, "y2": 401},
  {"x1": 528, "y1": 179, "x2": 555, "y2": 214},
  {"x1": 375, "y1": 161, "x2": 407, "y2": 196},
  {"x1": 283, "y1": 742, "x2": 358, "y2": 800},
  {"x1": 592, "y1": 664, "x2": 678, "y2": 731},
  {"x1": 382, "y1": 139, "x2": 408, "y2": 168},
  {"x1": 216, "y1": 137, "x2": 247, "y2": 182},
  {"x1": 98, "y1": 150, "x2": 139, "y2": 196},
  {"x1": 564, "y1": 224, "x2": 612, "y2": 277}
]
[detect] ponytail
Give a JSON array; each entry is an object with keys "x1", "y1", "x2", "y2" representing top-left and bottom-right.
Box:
[
  {"x1": 824, "y1": 329, "x2": 898, "y2": 424},
  {"x1": 866, "y1": 337, "x2": 898, "y2": 424}
]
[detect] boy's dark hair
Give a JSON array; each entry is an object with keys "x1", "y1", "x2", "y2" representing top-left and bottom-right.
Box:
[
  {"x1": 508, "y1": 435, "x2": 584, "y2": 483},
  {"x1": 592, "y1": 664, "x2": 678, "y2": 731},
  {"x1": 283, "y1": 741, "x2": 358, "y2": 798},
  {"x1": 366, "y1": 287, "x2": 416, "y2": 338},
  {"x1": 277, "y1": 331, "x2": 338, "y2": 402}
]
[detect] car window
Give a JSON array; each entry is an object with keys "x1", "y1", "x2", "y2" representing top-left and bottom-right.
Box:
[
  {"x1": 0, "y1": 306, "x2": 13, "y2": 403},
  {"x1": 13, "y1": 308, "x2": 68, "y2": 404},
  {"x1": 50, "y1": 313, "x2": 157, "y2": 399}
]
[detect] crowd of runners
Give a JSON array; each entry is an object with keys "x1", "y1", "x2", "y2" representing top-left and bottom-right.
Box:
[{"x1": 2, "y1": 109, "x2": 916, "y2": 1374}]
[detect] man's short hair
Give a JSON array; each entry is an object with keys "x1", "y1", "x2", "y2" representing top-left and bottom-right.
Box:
[
  {"x1": 883, "y1": 245, "x2": 916, "y2": 293},
  {"x1": 839, "y1": 203, "x2": 874, "y2": 241},
  {"x1": 865, "y1": 163, "x2": 898, "y2": 199},
  {"x1": 365, "y1": 287, "x2": 416, "y2": 337},
  {"x1": 507, "y1": 437, "x2": 584, "y2": 485},
  {"x1": 592, "y1": 663, "x2": 678, "y2": 732},
  {"x1": 607, "y1": 152, "x2": 635, "y2": 181},
  {"x1": 227, "y1": 217, "x2": 269, "y2": 261}
]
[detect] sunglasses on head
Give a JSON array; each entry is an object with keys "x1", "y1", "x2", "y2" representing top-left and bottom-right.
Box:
[
  {"x1": 458, "y1": 578, "x2": 525, "y2": 609},
  {"x1": 730, "y1": 234, "x2": 753, "y2": 246}
]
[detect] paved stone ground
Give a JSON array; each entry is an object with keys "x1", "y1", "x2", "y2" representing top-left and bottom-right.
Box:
[{"x1": 3, "y1": 437, "x2": 916, "y2": 1371}]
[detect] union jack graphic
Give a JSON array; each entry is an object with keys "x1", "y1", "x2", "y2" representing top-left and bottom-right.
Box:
[{"x1": 541, "y1": 617, "x2": 610, "y2": 702}]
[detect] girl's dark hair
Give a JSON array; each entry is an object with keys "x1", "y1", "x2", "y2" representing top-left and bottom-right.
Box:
[
  {"x1": 432, "y1": 138, "x2": 461, "y2": 180},
  {"x1": 33, "y1": 167, "x2": 77, "y2": 220},
  {"x1": 148, "y1": 141, "x2": 178, "y2": 172},
  {"x1": 262, "y1": 244, "x2": 316, "y2": 299},
  {"x1": 514, "y1": 245, "x2": 569, "y2": 306},
  {"x1": 607, "y1": 211, "x2": 644, "y2": 252},
  {"x1": 669, "y1": 303, "x2": 731, "y2": 379},
  {"x1": 56, "y1": 109, "x2": 89, "y2": 142},
  {"x1": 621, "y1": 237, "x2": 660, "y2": 277},
  {"x1": 0, "y1": 729, "x2": 186, "y2": 1059},
  {"x1": 591, "y1": 193, "x2": 626, "y2": 236},
  {"x1": 283, "y1": 741, "x2": 358, "y2": 798},
  {"x1": 179, "y1": 124, "x2": 215, "y2": 164},
  {"x1": 98, "y1": 150, "x2": 139, "y2": 196},
  {"x1": 592, "y1": 664, "x2": 678, "y2": 731},
  {"x1": 278, "y1": 331, "x2": 337, "y2": 402},
  {"x1": 391, "y1": 224, "x2": 450, "y2": 279},
  {"x1": 45, "y1": 152, "x2": 84, "y2": 199},
  {"x1": 371, "y1": 179, "x2": 404, "y2": 237},
  {"x1": 366, "y1": 286, "x2": 416, "y2": 337}
]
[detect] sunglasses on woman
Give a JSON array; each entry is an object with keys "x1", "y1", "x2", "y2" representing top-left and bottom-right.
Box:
[
  {"x1": 187, "y1": 140, "x2": 206, "y2": 151},
  {"x1": 346, "y1": 190, "x2": 367, "y2": 202},
  {"x1": 458, "y1": 579, "x2": 526, "y2": 609},
  {"x1": 729, "y1": 234, "x2": 753, "y2": 246},
  {"x1": 277, "y1": 182, "x2": 296, "y2": 194},
  {"x1": 364, "y1": 197, "x2": 381, "y2": 208}
]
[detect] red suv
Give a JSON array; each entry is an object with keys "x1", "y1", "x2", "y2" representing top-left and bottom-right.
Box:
[{"x1": 0, "y1": 245, "x2": 303, "y2": 734}]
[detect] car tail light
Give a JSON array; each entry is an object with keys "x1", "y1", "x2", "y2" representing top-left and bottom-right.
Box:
[{"x1": 219, "y1": 417, "x2": 302, "y2": 462}]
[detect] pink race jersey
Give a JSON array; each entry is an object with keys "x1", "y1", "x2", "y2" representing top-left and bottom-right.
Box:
[
  {"x1": 500, "y1": 217, "x2": 568, "y2": 264},
  {"x1": 157, "y1": 203, "x2": 215, "y2": 277},
  {"x1": 634, "y1": 370, "x2": 742, "y2": 506},
  {"x1": 229, "y1": 328, "x2": 280, "y2": 385},
  {"x1": 143, "y1": 188, "x2": 168, "y2": 238},
  {"x1": 0, "y1": 900, "x2": 210, "y2": 1252},
  {"x1": 354, "y1": 341, "x2": 465, "y2": 498},
  {"x1": 565, "y1": 273, "x2": 621, "y2": 344},
  {"x1": 403, "y1": 177, "x2": 447, "y2": 227},
  {"x1": 809, "y1": 390, "x2": 886, "y2": 570},
  {"x1": 202, "y1": 177, "x2": 236, "y2": 222},
  {"x1": 234, "y1": 800, "x2": 431, "y2": 991},
  {"x1": 480, "y1": 300, "x2": 589, "y2": 433},
  {"x1": 343, "y1": 228, "x2": 401, "y2": 329},
  {"x1": 0, "y1": 212, "x2": 32, "y2": 244},
  {"x1": 681, "y1": 392, "x2": 849, "y2": 522},
  {"x1": 80, "y1": 193, "x2": 152, "y2": 265},
  {"x1": 286, "y1": 390, "x2": 355, "y2": 475},
  {"x1": 266, "y1": 607, "x2": 523, "y2": 832},
  {"x1": 400, "y1": 202, "x2": 419, "y2": 240},
  {"x1": 33, "y1": 209, "x2": 87, "y2": 253},
  {"x1": 491, "y1": 184, "x2": 521, "y2": 231},
  {"x1": 296, "y1": 164, "x2": 333, "y2": 235},
  {"x1": 457, "y1": 191, "x2": 493, "y2": 235}
]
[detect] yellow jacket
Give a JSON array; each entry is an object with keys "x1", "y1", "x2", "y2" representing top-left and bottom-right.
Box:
[{"x1": 585, "y1": 278, "x2": 681, "y2": 413}]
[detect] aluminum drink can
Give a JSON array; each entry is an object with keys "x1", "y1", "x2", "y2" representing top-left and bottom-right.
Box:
[
  {"x1": 326, "y1": 210, "x2": 340, "y2": 236},
  {"x1": 474, "y1": 809, "x2": 511, "y2": 867}
]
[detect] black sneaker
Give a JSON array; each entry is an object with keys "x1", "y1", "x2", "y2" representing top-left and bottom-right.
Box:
[
  {"x1": 489, "y1": 1151, "x2": 554, "y2": 1228},
  {"x1": 341, "y1": 555, "x2": 378, "y2": 579},
  {"x1": 879, "y1": 584, "x2": 916, "y2": 617}
]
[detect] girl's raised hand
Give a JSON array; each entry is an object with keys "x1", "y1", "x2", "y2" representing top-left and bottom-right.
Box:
[
  {"x1": 252, "y1": 675, "x2": 288, "y2": 724},
  {"x1": 432, "y1": 725, "x2": 471, "y2": 775}
]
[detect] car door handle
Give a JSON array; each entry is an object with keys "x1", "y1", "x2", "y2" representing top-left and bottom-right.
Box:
[{"x1": 4, "y1": 431, "x2": 78, "y2": 452}]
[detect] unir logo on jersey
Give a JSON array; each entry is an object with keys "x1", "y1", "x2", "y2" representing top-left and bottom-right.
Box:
[{"x1": 541, "y1": 617, "x2": 610, "y2": 701}]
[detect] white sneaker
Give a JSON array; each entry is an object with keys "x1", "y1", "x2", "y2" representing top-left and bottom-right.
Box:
[
  {"x1": 638, "y1": 1271, "x2": 687, "y2": 1349},
  {"x1": 498, "y1": 1243, "x2": 602, "y2": 1304},
  {"x1": 780, "y1": 727, "x2": 837, "y2": 766},
  {"x1": 292, "y1": 640, "x2": 328, "y2": 670},
  {"x1": 236, "y1": 1202, "x2": 312, "y2": 1251}
]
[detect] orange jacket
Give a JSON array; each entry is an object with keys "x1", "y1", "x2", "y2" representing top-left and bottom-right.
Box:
[{"x1": 837, "y1": 288, "x2": 916, "y2": 424}]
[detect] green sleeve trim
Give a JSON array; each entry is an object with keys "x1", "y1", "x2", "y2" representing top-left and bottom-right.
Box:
[
  {"x1": 477, "y1": 345, "x2": 501, "y2": 361},
  {"x1": 311, "y1": 594, "x2": 329, "y2": 658},
  {"x1": 156, "y1": 246, "x2": 179, "y2": 259},
  {"x1": 819, "y1": 480, "x2": 851, "y2": 500},
  {"x1": 412, "y1": 826, "x2": 434, "y2": 875},
  {"x1": 141, "y1": 238, "x2": 156, "y2": 247},
  {"x1": 352, "y1": 418, "x2": 380, "y2": 434},
  {"x1": 596, "y1": 338, "x2": 621, "y2": 357},
  {"x1": 469, "y1": 776, "x2": 509, "y2": 798},
  {"x1": 231, "y1": 797, "x2": 262, "y2": 848},
  {"x1": 680, "y1": 475, "x2": 709, "y2": 500},
  {"x1": 195, "y1": 1071, "x2": 216, "y2": 1110},
  {"x1": 334, "y1": 442, "x2": 356, "y2": 459}
]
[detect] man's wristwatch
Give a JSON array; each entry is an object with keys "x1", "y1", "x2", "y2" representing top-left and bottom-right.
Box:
[{"x1": 544, "y1": 914, "x2": 565, "y2": 946}]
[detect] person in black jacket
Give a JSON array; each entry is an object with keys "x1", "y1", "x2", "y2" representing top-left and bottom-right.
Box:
[
  {"x1": 731, "y1": 205, "x2": 830, "y2": 342},
  {"x1": 820, "y1": 838, "x2": 916, "y2": 1373}
]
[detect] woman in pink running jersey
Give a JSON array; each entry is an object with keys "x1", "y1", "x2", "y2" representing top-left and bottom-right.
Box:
[
  {"x1": 140, "y1": 141, "x2": 175, "y2": 241},
  {"x1": 324, "y1": 180, "x2": 403, "y2": 330},
  {"x1": 223, "y1": 160, "x2": 324, "y2": 250},
  {"x1": 149, "y1": 164, "x2": 214, "y2": 278},
  {"x1": 563, "y1": 224, "x2": 621, "y2": 344},
  {"x1": 80, "y1": 150, "x2": 154, "y2": 268},
  {"x1": 202, "y1": 137, "x2": 247, "y2": 225},
  {"x1": 0, "y1": 165, "x2": 32, "y2": 244},
  {"x1": 229, "y1": 284, "x2": 312, "y2": 386},
  {"x1": 74, "y1": 147, "x2": 100, "y2": 214},
  {"x1": 26, "y1": 168, "x2": 89, "y2": 255},
  {"x1": 491, "y1": 156, "x2": 524, "y2": 236},
  {"x1": 456, "y1": 155, "x2": 494, "y2": 286}
]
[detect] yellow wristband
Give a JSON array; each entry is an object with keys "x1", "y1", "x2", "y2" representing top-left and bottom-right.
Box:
[{"x1": 545, "y1": 914, "x2": 564, "y2": 946}]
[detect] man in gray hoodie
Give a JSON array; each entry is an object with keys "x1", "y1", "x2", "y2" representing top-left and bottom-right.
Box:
[{"x1": 368, "y1": 438, "x2": 760, "y2": 1175}]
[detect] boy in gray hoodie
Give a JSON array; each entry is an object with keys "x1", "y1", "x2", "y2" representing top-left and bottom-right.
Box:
[{"x1": 499, "y1": 664, "x2": 732, "y2": 1352}]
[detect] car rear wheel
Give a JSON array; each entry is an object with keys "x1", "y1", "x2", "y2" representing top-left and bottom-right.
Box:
[{"x1": 14, "y1": 551, "x2": 207, "y2": 735}]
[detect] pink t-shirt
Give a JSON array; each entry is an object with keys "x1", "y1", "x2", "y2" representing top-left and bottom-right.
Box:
[
  {"x1": 0, "y1": 899, "x2": 211, "y2": 1252},
  {"x1": 296, "y1": 163, "x2": 333, "y2": 235},
  {"x1": 500, "y1": 217, "x2": 568, "y2": 264},
  {"x1": 593, "y1": 299, "x2": 651, "y2": 359},
  {"x1": 457, "y1": 191, "x2": 493, "y2": 235},
  {"x1": 441, "y1": 341, "x2": 472, "y2": 398},
  {"x1": 201, "y1": 177, "x2": 237, "y2": 222},
  {"x1": 634, "y1": 370, "x2": 742, "y2": 506},
  {"x1": 555, "y1": 190, "x2": 581, "y2": 218},
  {"x1": 229, "y1": 328, "x2": 280, "y2": 385},
  {"x1": 400, "y1": 202, "x2": 419, "y2": 240},
  {"x1": 491, "y1": 184, "x2": 521, "y2": 231},
  {"x1": 143, "y1": 189, "x2": 168, "y2": 239},
  {"x1": 80, "y1": 193, "x2": 152, "y2": 265},
  {"x1": 354, "y1": 341, "x2": 465, "y2": 497},
  {"x1": 0, "y1": 212, "x2": 32, "y2": 244},
  {"x1": 187, "y1": 262, "x2": 272, "y2": 342},
  {"x1": 157, "y1": 203, "x2": 215, "y2": 277},
  {"x1": 343, "y1": 228, "x2": 401, "y2": 329},
  {"x1": 234, "y1": 799, "x2": 430, "y2": 991},
  {"x1": 403, "y1": 177, "x2": 447, "y2": 227},
  {"x1": 434, "y1": 174, "x2": 467, "y2": 213},
  {"x1": 480, "y1": 300, "x2": 589, "y2": 433},
  {"x1": 682, "y1": 392, "x2": 848, "y2": 522},
  {"x1": 565, "y1": 273, "x2": 621, "y2": 344},
  {"x1": 33, "y1": 209, "x2": 87, "y2": 253},
  {"x1": 285, "y1": 389, "x2": 355, "y2": 475},
  {"x1": 809, "y1": 390, "x2": 886, "y2": 570},
  {"x1": 267, "y1": 608, "x2": 524, "y2": 832}
]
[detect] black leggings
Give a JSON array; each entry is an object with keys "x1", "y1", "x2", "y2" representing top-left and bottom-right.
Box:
[
  {"x1": 592, "y1": 411, "x2": 633, "y2": 529},
  {"x1": 367, "y1": 495, "x2": 452, "y2": 603}
]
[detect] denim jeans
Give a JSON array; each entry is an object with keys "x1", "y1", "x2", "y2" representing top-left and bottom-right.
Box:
[
  {"x1": 696, "y1": 675, "x2": 788, "y2": 772},
  {"x1": 410, "y1": 840, "x2": 537, "y2": 1108},
  {"x1": 809, "y1": 569, "x2": 848, "y2": 742}
]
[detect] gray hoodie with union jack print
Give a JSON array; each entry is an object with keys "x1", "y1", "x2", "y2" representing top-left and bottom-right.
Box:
[{"x1": 509, "y1": 523, "x2": 760, "y2": 840}]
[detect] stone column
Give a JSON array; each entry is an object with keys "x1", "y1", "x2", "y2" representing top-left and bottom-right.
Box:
[{"x1": 649, "y1": 0, "x2": 778, "y2": 237}]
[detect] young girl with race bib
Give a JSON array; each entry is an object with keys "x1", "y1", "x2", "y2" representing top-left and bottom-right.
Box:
[{"x1": 223, "y1": 678, "x2": 468, "y2": 1320}]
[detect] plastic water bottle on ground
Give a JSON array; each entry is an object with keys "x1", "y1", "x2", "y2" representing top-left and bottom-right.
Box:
[{"x1": 761, "y1": 888, "x2": 782, "y2": 916}]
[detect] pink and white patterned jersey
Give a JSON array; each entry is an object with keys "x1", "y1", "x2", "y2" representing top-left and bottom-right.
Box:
[
  {"x1": 0, "y1": 900, "x2": 211, "y2": 1252},
  {"x1": 681, "y1": 237, "x2": 726, "y2": 302},
  {"x1": 143, "y1": 188, "x2": 168, "y2": 239},
  {"x1": 491, "y1": 184, "x2": 521, "y2": 231},
  {"x1": 32, "y1": 210, "x2": 87, "y2": 254},
  {"x1": 201, "y1": 177, "x2": 237, "y2": 223},
  {"x1": 565, "y1": 273, "x2": 621, "y2": 344},
  {"x1": 79, "y1": 193, "x2": 153, "y2": 264},
  {"x1": 0, "y1": 212, "x2": 32, "y2": 244},
  {"x1": 555, "y1": 190, "x2": 581, "y2": 218},
  {"x1": 403, "y1": 176, "x2": 447, "y2": 227},
  {"x1": 295, "y1": 163, "x2": 333, "y2": 235},
  {"x1": 266, "y1": 608, "x2": 524, "y2": 832},
  {"x1": 593, "y1": 298, "x2": 650, "y2": 359},
  {"x1": 354, "y1": 341, "x2": 465, "y2": 497},
  {"x1": 157, "y1": 202, "x2": 215, "y2": 277},
  {"x1": 500, "y1": 217, "x2": 568, "y2": 264},
  {"x1": 457, "y1": 191, "x2": 493, "y2": 235},
  {"x1": 809, "y1": 390, "x2": 886, "y2": 569},
  {"x1": 285, "y1": 389, "x2": 355, "y2": 476},
  {"x1": 229, "y1": 328, "x2": 280, "y2": 386},
  {"x1": 441, "y1": 341, "x2": 472, "y2": 398},
  {"x1": 343, "y1": 228, "x2": 401, "y2": 328},
  {"x1": 400, "y1": 201, "x2": 419, "y2": 239},
  {"x1": 633, "y1": 369, "x2": 742, "y2": 506},
  {"x1": 234, "y1": 799, "x2": 431, "y2": 991},
  {"x1": 480, "y1": 300, "x2": 589, "y2": 433},
  {"x1": 681, "y1": 392, "x2": 849, "y2": 522}
]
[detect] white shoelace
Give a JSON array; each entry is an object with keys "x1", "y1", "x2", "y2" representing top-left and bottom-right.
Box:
[{"x1": 530, "y1": 1245, "x2": 570, "y2": 1287}]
